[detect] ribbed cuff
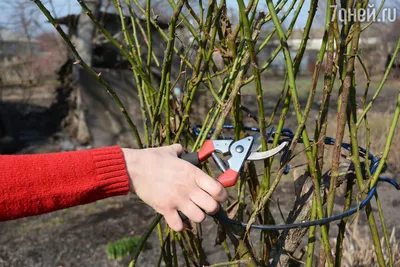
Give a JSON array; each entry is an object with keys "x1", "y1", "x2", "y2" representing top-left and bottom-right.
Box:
[{"x1": 91, "y1": 146, "x2": 130, "y2": 197}]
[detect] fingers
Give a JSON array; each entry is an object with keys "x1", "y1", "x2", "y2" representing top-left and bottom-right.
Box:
[
  {"x1": 164, "y1": 201, "x2": 207, "y2": 231},
  {"x1": 179, "y1": 202, "x2": 206, "y2": 223},
  {"x1": 164, "y1": 210, "x2": 185, "y2": 232},
  {"x1": 169, "y1": 144, "x2": 183, "y2": 155},
  {"x1": 190, "y1": 189, "x2": 220, "y2": 215},
  {"x1": 194, "y1": 171, "x2": 228, "y2": 203}
]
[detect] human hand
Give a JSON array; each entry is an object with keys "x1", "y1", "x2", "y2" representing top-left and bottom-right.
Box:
[{"x1": 121, "y1": 145, "x2": 228, "y2": 231}]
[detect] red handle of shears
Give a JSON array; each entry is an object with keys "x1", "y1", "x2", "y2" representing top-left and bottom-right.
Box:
[
  {"x1": 181, "y1": 140, "x2": 239, "y2": 187},
  {"x1": 198, "y1": 140, "x2": 239, "y2": 187},
  {"x1": 217, "y1": 169, "x2": 239, "y2": 188}
]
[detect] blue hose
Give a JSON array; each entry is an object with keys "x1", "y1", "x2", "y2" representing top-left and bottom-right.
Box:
[{"x1": 194, "y1": 125, "x2": 399, "y2": 230}]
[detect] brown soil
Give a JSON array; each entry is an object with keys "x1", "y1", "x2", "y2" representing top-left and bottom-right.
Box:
[{"x1": 1, "y1": 79, "x2": 399, "y2": 267}]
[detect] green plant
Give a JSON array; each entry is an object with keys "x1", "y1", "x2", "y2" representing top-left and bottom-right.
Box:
[
  {"x1": 33, "y1": 0, "x2": 400, "y2": 266},
  {"x1": 106, "y1": 236, "x2": 142, "y2": 260}
]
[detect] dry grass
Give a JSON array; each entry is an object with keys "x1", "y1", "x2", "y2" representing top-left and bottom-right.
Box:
[
  {"x1": 324, "y1": 111, "x2": 400, "y2": 175},
  {"x1": 330, "y1": 218, "x2": 400, "y2": 267},
  {"x1": 357, "y1": 111, "x2": 400, "y2": 174}
]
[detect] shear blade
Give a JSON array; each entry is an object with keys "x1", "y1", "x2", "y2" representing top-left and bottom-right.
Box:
[
  {"x1": 250, "y1": 133, "x2": 261, "y2": 152},
  {"x1": 247, "y1": 141, "x2": 288, "y2": 161},
  {"x1": 250, "y1": 125, "x2": 275, "y2": 152}
]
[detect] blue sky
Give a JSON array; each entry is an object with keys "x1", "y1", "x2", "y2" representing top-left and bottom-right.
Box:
[
  {"x1": 0, "y1": 0, "x2": 397, "y2": 34},
  {"x1": 0, "y1": 0, "x2": 309, "y2": 32}
]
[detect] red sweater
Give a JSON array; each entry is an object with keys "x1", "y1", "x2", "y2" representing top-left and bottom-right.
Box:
[{"x1": 0, "y1": 146, "x2": 130, "y2": 221}]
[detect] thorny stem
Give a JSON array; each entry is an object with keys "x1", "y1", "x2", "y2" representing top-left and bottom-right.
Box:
[
  {"x1": 376, "y1": 193, "x2": 393, "y2": 267},
  {"x1": 305, "y1": 200, "x2": 317, "y2": 267},
  {"x1": 244, "y1": 0, "x2": 302, "y2": 85},
  {"x1": 209, "y1": 258, "x2": 252, "y2": 267},
  {"x1": 77, "y1": 0, "x2": 155, "y2": 93},
  {"x1": 152, "y1": 0, "x2": 184, "y2": 145},
  {"x1": 369, "y1": 92, "x2": 400, "y2": 188},
  {"x1": 173, "y1": 0, "x2": 222, "y2": 144},
  {"x1": 356, "y1": 39, "x2": 400, "y2": 127},
  {"x1": 145, "y1": 0, "x2": 153, "y2": 78},
  {"x1": 171, "y1": 232, "x2": 178, "y2": 267},
  {"x1": 258, "y1": 1, "x2": 334, "y2": 265},
  {"x1": 358, "y1": 53, "x2": 372, "y2": 176},
  {"x1": 129, "y1": 214, "x2": 163, "y2": 267},
  {"x1": 125, "y1": 3, "x2": 157, "y2": 122},
  {"x1": 113, "y1": 0, "x2": 150, "y2": 146},
  {"x1": 262, "y1": 0, "x2": 309, "y2": 259},
  {"x1": 177, "y1": 233, "x2": 193, "y2": 267},
  {"x1": 193, "y1": 44, "x2": 247, "y2": 150},
  {"x1": 256, "y1": 0, "x2": 292, "y2": 53},
  {"x1": 182, "y1": 231, "x2": 201, "y2": 266},
  {"x1": 237, "y1": 0, "x2": 268, "y2": 189},
  {"x1": 312, "y1": 17, "x2": 338, "y2": 267},
  {"x1": 358, "y1": 46, "x2": 394, "y2": 267},
  {"x1": 326, "y1": 1, "x2": 346, "y2": 220},
  {"x1": 344, "y1": 3, "x2": 386, "y2": 266},
  {"x1": 361, "y1": 0, "x2": 386, "y2": 31},
  {"x1": 270, "y1": 0, "x2": 317, "y2": 152},
  {"x1": 167, "y1": 0, "x2": 222, "y2": 77},
  {"x1": 334, "y1": 177, "x2": 355, "y2": 267},
  {"x1": 130, "y1": 0, "x2": 193, "y2": 69},
  {"x1": 34, "y1": 0, "x2": 400, "y2": 265}
]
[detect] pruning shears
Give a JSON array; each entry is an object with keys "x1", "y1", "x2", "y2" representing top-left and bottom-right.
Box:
[
  {"x1": 180, "y1": 128, "x2": 288, "y2": 188},
  {"x1": 176, "y1": 125, "x2": 400, "y2": 231}
]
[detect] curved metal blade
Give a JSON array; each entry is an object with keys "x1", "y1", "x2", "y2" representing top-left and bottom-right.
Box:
[
  {"x1": 250, "y1": 133, "x2": 261, "y2": 152},
  {"x1": 250, "y1": 125, "x2": 276, "y2": 152},
  {"x1": 246, "y1": 141, "x2": 288, "y2": 161},
  {"x1": 265, "y1": 125, "x2": 275, "y2": 142}
]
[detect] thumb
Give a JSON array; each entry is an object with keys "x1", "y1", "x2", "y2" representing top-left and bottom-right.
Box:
[{"x1": 168, "y1": 144, "x2": 183, "y2": 155}]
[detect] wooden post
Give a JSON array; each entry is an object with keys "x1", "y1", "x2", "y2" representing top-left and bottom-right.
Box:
[{"x1": 74, "y1": 0, "x2": 101, "y2": 144}]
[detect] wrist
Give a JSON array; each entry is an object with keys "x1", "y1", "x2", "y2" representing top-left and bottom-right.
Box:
[{"x1": 121, "y1": 148, "x2": 139, "y2": 193}]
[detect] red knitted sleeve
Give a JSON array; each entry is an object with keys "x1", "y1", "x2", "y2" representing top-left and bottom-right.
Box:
[{"x1": 0, "y1": 146, "x2": 130, "y2": 221}]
